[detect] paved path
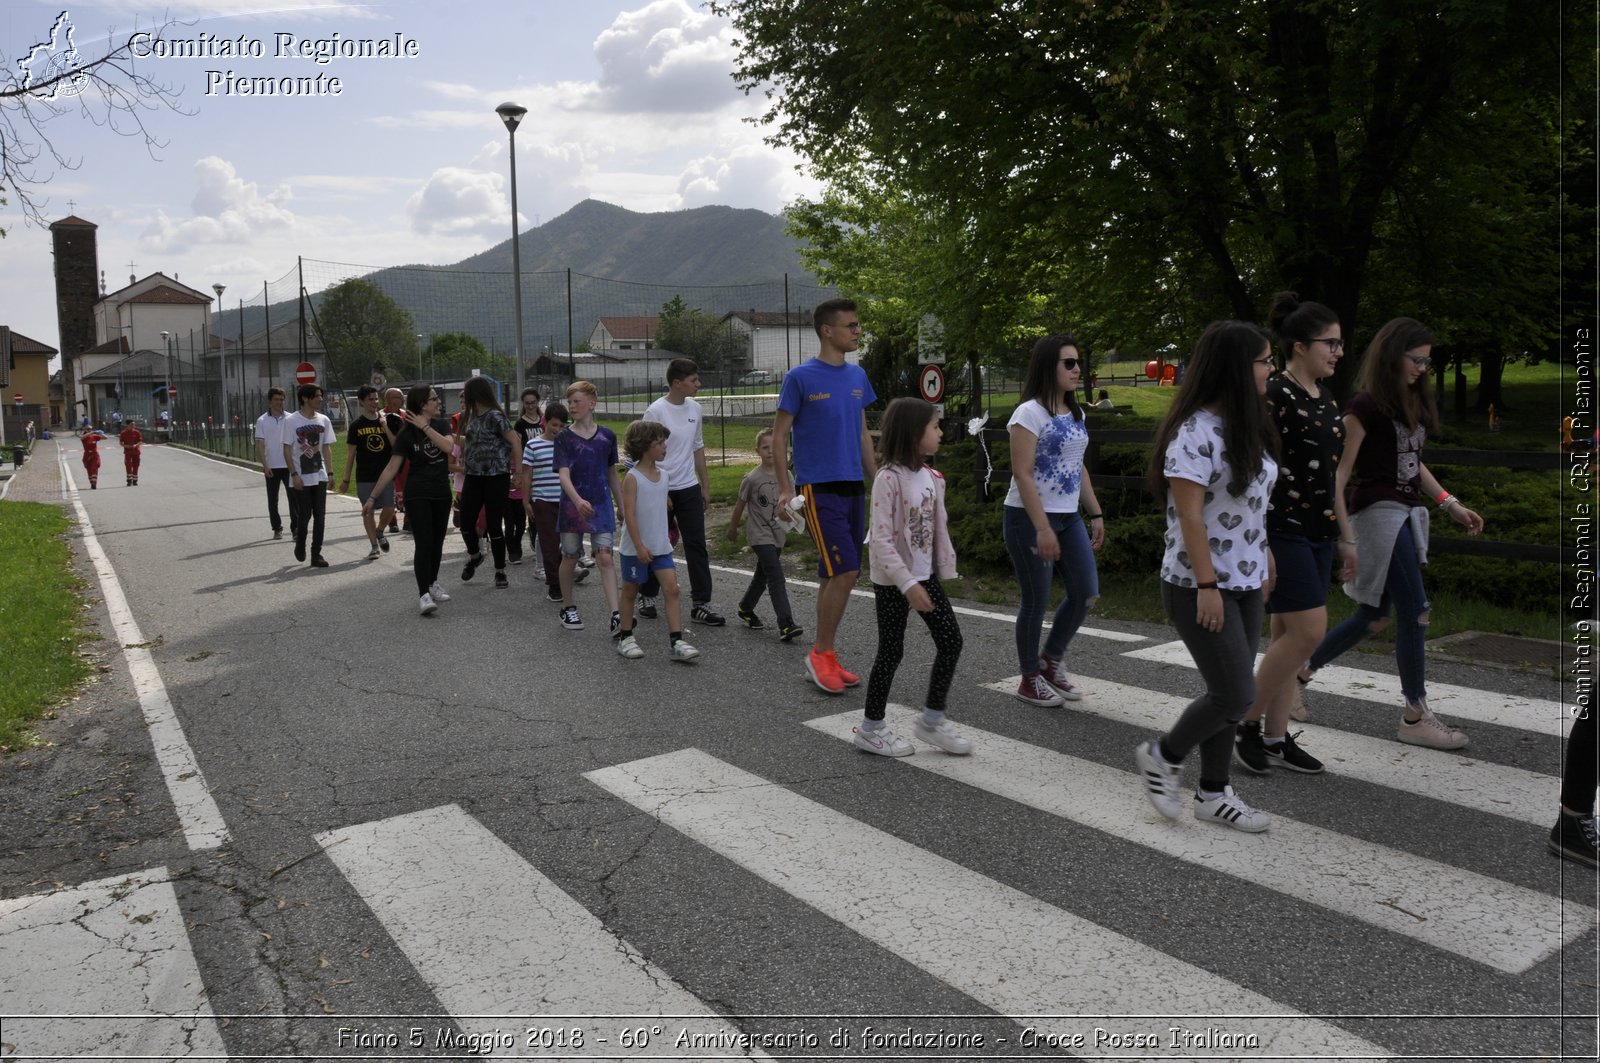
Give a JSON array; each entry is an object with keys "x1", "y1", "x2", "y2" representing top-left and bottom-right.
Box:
[{"x1": 0, "y1": 438, "x2": 1592, "y2": 1060}]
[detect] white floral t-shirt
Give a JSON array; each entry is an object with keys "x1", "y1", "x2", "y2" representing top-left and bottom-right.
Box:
[
  {"x1": 1003, "y1": 399, "x2": 1089, "y2": 512},
  {"x1": 1159, "y1": 408, "x2": 1278, "y2": 590}
]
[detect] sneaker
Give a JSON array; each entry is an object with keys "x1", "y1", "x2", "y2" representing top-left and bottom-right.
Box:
[
  {"x1": 1015, "y1": 672, "x2": 1065, "y2": 708},
  {"x1": 737, "y1": 608, "x2": 765, "y2": 629},
  {"x1": 777, "y1": 621, "x2": 804, "y2": 642},
  {"x1": 670, "y1": 639, "x2": 701, "y2": 663},
  {"x1": 578, "y1": 555, "x2": 596, "y2": 570},
  {"x1": 310, "y1": 555, "x2": 329, "y2": 568},
  {"x1": 508, "y1": 546, "x2": 523, "y2": 565},
  {"x1": 573, "y1": 564, "x2": 591, "y2": 585},
  {"x1": 610, "y1": 611, "x2": 622, "y2": 637},
  {"x1": 560, "y1": 606, "x2": 583, "y2": 630},
  {"x1": 853, "y1": 725, "x2": 913, "y2": 757},
  {"x1": 637, "y1": 595, "x2": 658, "y2": 619},
  {"x1": 805, "y1": 648, "x2": 845, "y2": 694},
  {"x1": 419, "y1": 592, "x2": 437, "y2": 616},
  {"x1": 1397, "y1": 701, "x2": 1469, "y2": 750},
  {"x1": 273, "y1": 529, "x2": 284, "y2": 540},
  {"x1": 1264, "y1": 730, "x2": 1324, "y2": 774},
  {"x1": 532, "y1": 566, "x2": 546, "y2": 580},
  {"x1": 378, "y1": 534, "x2": 390, "y2": 553},
  {"x1": 493, "y1": 570, "x2": 509, "y2": 589},
  {"x1": 294, "y1": 541, "x2": 307, "y2": 562},
  {"x1": 1233, "y1": 721, "x2": 1270, "y2": 775},
  {"x1": 1549, "y1": 813, "x2": 1600, "y2": 868},
  {"x1": 367, "y1": 545, "x2": 382, "y2": 560},
  {"x1": 429, "y1": 582, "x2": 451, "y2": 603},
  {"x1": 692, "y1": 604, "x2": 726, "y2": 626},
  {"x1": 1038, "y1": 654, "x2": 1083, "y2": 701},
  {"x1": 388, "y1": 520, "x2": 400, "y2": 534},
  {"x1": 545, "y1": 587, "x2": 563, "y2": 603},
  {"x1": 1134, "y1": 740, "x2": 1184, "y2": 820},
  {"x1": 1193, "y1": 785, "x2": 1271, "y2": 833},
  {"x1": 913, "y1": 718, "x2": 973, "y2": 755},
  {"x1": 462, "y1": 553, "x2": 484, "y2": 581},
  {"x1": 827, "y1": 651, "x2": 860, "y2": 686},
  {"x1": 616, "y1": 634, "x2": 644, "y2": 659},
  {"x1": 1290, "y1": 667, "x2": 1313, "y2": 721}
]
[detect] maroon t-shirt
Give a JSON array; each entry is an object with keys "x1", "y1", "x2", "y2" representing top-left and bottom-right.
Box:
[{"x1": 1345, "y1": 392, "x2": 1425, "y2": 515}]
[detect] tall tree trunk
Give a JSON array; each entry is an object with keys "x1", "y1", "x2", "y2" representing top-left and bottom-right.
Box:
[{"x1": 1474, "y1": 348, "x2": 1507, "y2": 412}]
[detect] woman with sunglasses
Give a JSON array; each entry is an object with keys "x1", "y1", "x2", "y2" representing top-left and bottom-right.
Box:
[
  {"x1": 364, "y1": 386, "x2": 456, "y2": 615},
  {"x1": 1003, "y1": 334, "x2": 1103, "y2": 706},
  {"x1": 1299, "y1": 317, "x2": 1483, "y2": 748}
]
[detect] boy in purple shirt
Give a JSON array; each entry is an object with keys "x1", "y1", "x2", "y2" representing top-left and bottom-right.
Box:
[{"x1": 554, "y1": 380, "x2": 624, "y2": 634}]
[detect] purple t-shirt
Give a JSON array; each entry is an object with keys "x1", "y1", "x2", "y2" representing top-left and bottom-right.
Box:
[{"x1": 553, "y1": 425, "x2": 618, "y2": 533}]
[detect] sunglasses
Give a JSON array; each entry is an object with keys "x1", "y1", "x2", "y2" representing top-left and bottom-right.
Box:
[{"x1": 1060, "y1": 358, "x2": 1081, "y2": 370}]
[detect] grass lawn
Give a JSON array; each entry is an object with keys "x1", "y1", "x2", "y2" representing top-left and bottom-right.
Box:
[{"x1": 0, "y1": 502, "x2": 94, "y2": 750}]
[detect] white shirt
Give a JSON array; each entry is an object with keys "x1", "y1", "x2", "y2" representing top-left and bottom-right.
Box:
[
  {"x1": 1159, "y1": 409, "x2": 1278, "y2": 591},
  {"x1": 642, "y1": 395, "x2": 705, "y2": 491},
  {"x1": 281, "y1": 411, "x2": 334, "y2": 486},
  {"x1": 1003, "y1": 399, "x2": 1090, "y2": 513},
  {"x1": 255, "y1": 410, "x2": 288, "y2": 469}
]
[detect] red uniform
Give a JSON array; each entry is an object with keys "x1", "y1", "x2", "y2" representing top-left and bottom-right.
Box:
[
  {"x1": 81, "y1": 430, "x2": 106, "y2": 488},
  {"x1": 119, "y1": 425, "x2": 143, "y2": 484}
]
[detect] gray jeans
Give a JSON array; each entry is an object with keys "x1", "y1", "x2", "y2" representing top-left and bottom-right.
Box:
[{"x1": 1160, "y1": 582, "x2": 1264, "y2": 788}]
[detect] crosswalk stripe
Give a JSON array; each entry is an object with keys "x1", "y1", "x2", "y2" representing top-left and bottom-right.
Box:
[
  {"x1": 585, "y1": 748, "x2": 1389, "y2": 1056},
  {"x1": 984, "y1": 676, "x2": 1558, "y2": 827},
  {"x1": 0, "y1": 869, "x2": 226, "y2": 1059},
  {"x1": 706, "y1": 561, "x2": 1146, "y2": 642},
  {"x1": 315, "y1": 805, "x2": 758, "y2": 1057},
  {"x1": 805, "y1": 708, "x2": 1592, "y2": 975},
  {"x1": 1122, "y1": 639, "x2": 1570, "y2": 737}
]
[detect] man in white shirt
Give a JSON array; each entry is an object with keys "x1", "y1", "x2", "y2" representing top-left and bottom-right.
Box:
[
  {"x1": 281, "y1": 384, "x2": 335, "y2": 568},
  {"x1": 254, "y1": 387, "x2": 291, "y2": 540},
  {"x1": 641, "y1": 358, "x2": 723, "y2": 625}
]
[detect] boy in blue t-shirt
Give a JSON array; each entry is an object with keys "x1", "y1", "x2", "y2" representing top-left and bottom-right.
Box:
[
  {"x1": 772, "y1": 297, "x2": 878, "y2": 695},
  {"x1": 553, "y1": 381, "x2": 623, "y2": 634}
]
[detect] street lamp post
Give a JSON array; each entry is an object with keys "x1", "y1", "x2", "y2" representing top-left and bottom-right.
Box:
[
  {"x1": 417, "y1": 333, "x2": 425, "y2": 380},
  {"x1": 213, "y1": 283, "x2": 228, "y2": 430},
  {"x1": 496, "y1": 101, "x2": 529, "y2": 398},
  {"x1": 161, "y1": 330, "x2": 172, "y2": 427}
]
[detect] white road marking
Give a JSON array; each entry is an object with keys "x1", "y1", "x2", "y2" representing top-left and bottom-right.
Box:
[
  {"x1": 0, "y1": 869, "x2": 226, "y2": 1059},
  {"x1": 984, "y1": 676, "x2": 1558, "y2": 827},
  {"x1": 808, "y1": 707, "x2": 1591, "y2": 975},
  {"x1": 316, "y1": 804, "x2": 763, "y2": 1059},
  {"x1": 1122, "y1": 639, "x2": 1570, "y2": 737},
  {"x1": 585, "y1": 748, "x2": 1389, "y2": 1056},
  {"x1": 58, "y1": 448, "x2": 230, "y2": 850}
]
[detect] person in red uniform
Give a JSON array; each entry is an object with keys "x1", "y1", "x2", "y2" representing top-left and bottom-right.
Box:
[
  {"x1": 80, "y1": 425, "x2": 107, "y2": 489},
  {"x1": 119, "y1": 421, "x2": 144, "y2": 485}
]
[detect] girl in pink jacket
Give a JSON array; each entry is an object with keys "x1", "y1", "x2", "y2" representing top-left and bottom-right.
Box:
[{"x1": 852, "y1": 398, "x2": 971, "y2": 758}]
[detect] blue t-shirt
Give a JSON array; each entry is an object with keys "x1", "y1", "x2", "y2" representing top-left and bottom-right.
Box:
[
  {"x1": 777, "y1": 358, "x2": 877, "y2": 485},
  {"x1": 553, "y1": 425, "x2": 618, "y2": 533}
]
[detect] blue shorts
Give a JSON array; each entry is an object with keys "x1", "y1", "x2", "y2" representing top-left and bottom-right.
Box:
[
  {"x1": 357, "y1": 481, "x2": 395, "y2": 509},
  {"x1": 800, "y1": 485, "x2": 865, "y2": 578},
  {"x1": 1266, "y1": 534, "x2": 1336, "y2": 614},
  {"x1": 620, "y1": 552, "x2": 675, "y2": 585}
]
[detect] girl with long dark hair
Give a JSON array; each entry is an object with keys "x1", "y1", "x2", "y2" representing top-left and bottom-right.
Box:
[
  {"x1": 364, "y1": 386, "x2": 455, "y2": 615},
  {"x1": 455, "y1": 376, "x2": 523, "y2": 590},
  {"x1": 1135, "y1": 321, "x2": 1278, "y2": 832}
]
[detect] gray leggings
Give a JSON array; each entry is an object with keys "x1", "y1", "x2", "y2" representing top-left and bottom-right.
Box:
[{"x1": 1159, "y1": 582, "x2": 1264, "y2": 790}]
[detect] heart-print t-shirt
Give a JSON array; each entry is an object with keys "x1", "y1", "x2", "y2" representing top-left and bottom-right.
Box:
[{"x1": 1159, "y1": 408, "x2": 1278, "y2": 591}]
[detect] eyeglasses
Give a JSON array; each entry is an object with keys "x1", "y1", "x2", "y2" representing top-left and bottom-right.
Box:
[
  {"x1": 1310, "y1": 337, "x2": 1344, "y2": 352},
  {"x1": 1253, "y1": 357, "x2": 1276, "y2": 367},
  {"x1": 1404, "y1": 353, "x2": 1432, "y2": 369},
  {"x1": 828, "y1": 321, "x2": 863, "y2": 331}
]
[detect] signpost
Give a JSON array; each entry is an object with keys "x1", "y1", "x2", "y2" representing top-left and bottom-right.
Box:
[
  {"x1": 919, "y1": 364, "x2": 946, "y2": 404},
  {"x1": 295, "y1": 362, "x2": 317, "y2": 386}
]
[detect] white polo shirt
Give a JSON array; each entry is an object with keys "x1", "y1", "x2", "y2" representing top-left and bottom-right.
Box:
[
  {"x1": 254, "y1": 410, "x2": 288, "y2": 469},
  {"x1": 642, "y1": 395, "x2": 705, "y2": 491}
]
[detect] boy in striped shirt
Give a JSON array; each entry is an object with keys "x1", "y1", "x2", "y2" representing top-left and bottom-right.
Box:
[{"x1": 518, "y1": 402, "x2": 568, "y2": 603}]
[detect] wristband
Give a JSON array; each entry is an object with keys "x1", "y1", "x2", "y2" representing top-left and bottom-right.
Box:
[
  {"x1": 1196, "y1": 580, "x2": 1219, "y2": 590},
  {"x1": 1083, "y1": 512, "x2": 1103, "y2": 520},
  {"x1": 1435, "y1": 489, "x2": 1451, "y2": 504}
]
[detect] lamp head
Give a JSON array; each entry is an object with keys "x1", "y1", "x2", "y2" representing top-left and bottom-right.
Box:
[{"x1": 496, "y1": 102, "x2": 528, "y2": 132}]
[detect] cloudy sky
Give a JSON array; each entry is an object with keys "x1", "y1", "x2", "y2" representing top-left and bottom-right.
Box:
[{"x1": 1, "y1": 0, "x2": 820, "y2": 358}]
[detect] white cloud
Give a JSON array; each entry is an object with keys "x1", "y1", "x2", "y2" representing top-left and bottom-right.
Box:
[
  {"x1": 406, "y1": 167, "x2": 511, "y2": 238},
  {"x1": 142, "y1": 156, "x2": 295, "y2": 251},
  {"x1": 591, "y1": 0, "x2": 741, "y2": 113},
  {"x1": 674, "y1": 144, "x2": 818, "y2": 212}
]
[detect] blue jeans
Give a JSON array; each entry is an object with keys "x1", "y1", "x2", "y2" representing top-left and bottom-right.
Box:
[
  {"x1": 1309, "y1": 521, "x2": 1430, "y2": 702},
  {"x1": 1003, "y1": 506, "x2": 1099, "y2": 673}
]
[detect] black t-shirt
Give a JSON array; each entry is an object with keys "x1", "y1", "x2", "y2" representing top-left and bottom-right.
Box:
[
  {"x1": 514, "y1": 415, "x2": 542, "y2": 449},
  {"x1": 1265, "y1": 373, "x2": 1344, "y2": 539},
  {"x1": 391, "y1": 417, "x2": 452, "y2": 500},
  {"x1": 1345, "y1": 391, "x2": 1425, "y2": 514},
  {"x1": 346, "y1": 415, "x2": 392, "y2": 482}
]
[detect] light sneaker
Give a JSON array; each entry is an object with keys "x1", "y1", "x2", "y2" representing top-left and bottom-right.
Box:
[
  {"x1": 1038, "y1": 654, "x2": 1083, "y2": 700},
  {"x1": 560, "y1": 606, "x2": 584, "y2": 630},
  {"x1": 572, "y1": 564, "x2": 591, "y2": 585},
  {"x1": 1015, "y1": 672, "x2": 1065, "y2": 707},
  {"x1": 853, "y1": 725, "x2": 914, "y2": 757},
  {"x1": 429, "y1": 582, "x2": 451, "y2": 603},
  {"x1": 805, "y1": 648, "x2": 845, "y2": 694},
  {"x1": 418, "y1": 592, "x2": 437, "y2": 616},
  {"x1": 367, "y1": 544, "x2": 382, "y2": 560},
  {"x1": 1193, "y1": 785, "x2": 1271, "y2": 833},
  {"x1": 578, "y1": 555, "x2": 596, "y2": 570},
  {"x1": 616, "y1": 634, "x2": 644, "y2": 659},
  {"x1": 1134, "y1": 740, "x2": 1184, "y2": 820},
  {"x1": 1397, "y1": 700, "x2": 1469, "y2": 750},
  {"x1": 670, "y1": 639, "x2": 700, "y2": 662},
  {"x1": 913, "y1": 718, "x2": 973, "y2": 755}
]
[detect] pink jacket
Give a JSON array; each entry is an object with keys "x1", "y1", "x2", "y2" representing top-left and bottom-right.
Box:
[{"x1": 869, "y1": 463, "x2": 958, "y2": 592}]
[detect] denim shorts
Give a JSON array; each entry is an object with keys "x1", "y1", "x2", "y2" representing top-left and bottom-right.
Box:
[
  {"x1": 1266, "y1": 533, "x2": 1335, "y2": 614},
  {"x1": 559, "y1": 530, "x2": 614, "y2": 556}
]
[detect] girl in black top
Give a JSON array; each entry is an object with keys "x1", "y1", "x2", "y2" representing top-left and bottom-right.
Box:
[{"x1": 364, "y1": 386, "x2": 456, "y2": 615}]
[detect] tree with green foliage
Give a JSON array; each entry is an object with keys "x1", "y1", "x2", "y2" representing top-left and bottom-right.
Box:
[
  {"x1": 657, "y1": 295, "x2": 747, "y2": 371},
  {"x1": 314, "y1": 278, "x2": 416, "y2": 391}
]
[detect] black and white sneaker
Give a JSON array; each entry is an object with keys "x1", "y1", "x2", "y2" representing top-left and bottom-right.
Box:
[
  {"x1": 1549, "y1": 813, "x2": 1599, "y2": 868},
  {"x1": 545, "y1": 587, "x2": 564, "y2": 603},
  {"x1": 777, "y1": 621, "x2": 804, "y2": 642},
  {"x1": 1264, "y1": 730, "x2": 1324, "y2": 774},
  {"x1": 1234, "y1": 721, "x2": 1270, "y2": 775},
  {"x1": 378, "y1": 534, "x2": 390, "y2": 553},
  {"x1": 1193, "y1": 786, "x2": 1271, "y2": 832},
  {"x1": 637, "y1": 595, "x2": 658, "y2": 619},
  {"x1": 560, "y1": 606, "x2": 583, "y2": 630},
  {"x1": 493, "y1": 570, "x2": 509, "y2": 589},
  {"x1": 1134, "y1": 740, "x2": 1184, "y2": 820},
  {"x1": 610, "y1": 610, "x2": 622, "y2": 638},
  {"x1": 691, "y1": 603, "x2": 726, "y2": 626}
]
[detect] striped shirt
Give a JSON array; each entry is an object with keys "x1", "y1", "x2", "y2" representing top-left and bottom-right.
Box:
[{"x1": 521, "y1": 436, "x2": 561, "y2": 502}]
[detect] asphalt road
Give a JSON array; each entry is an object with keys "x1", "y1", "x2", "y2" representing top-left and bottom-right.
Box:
[{"x1": 0, "y1": 439, "x2": 1593, "y2": 1061}]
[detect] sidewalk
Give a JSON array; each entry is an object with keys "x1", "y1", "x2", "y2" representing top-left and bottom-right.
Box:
[{"x1": 0, "y1": 437, "x2": 64, "y2": 505}]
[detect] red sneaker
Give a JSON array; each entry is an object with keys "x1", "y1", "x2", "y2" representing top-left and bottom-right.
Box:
[
  {"x1": 805, "y1": 648, "x2": 845, "y2": 694},
  {"x1": 826, "y1": 651, "x2": 861, "y2": 687}
]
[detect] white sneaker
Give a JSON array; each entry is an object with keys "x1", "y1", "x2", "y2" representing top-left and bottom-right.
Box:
[
  {"x1": 419, "y1": 592, "x2": 437, "y2": 616},
  {"x1": 1397, "y1": 700, "x2": 1469, "y2": 750},
  {"x1": 670, "y1": 639, "x2": 700, "y2": 662},
  {"x1": 429, "y1": 582, "x2": 451, "y2": 603},
  {"x1": 1134, "y1": 740, "x2": 1184, "y2": 820},
  {"x1": 367, "y1": 545, "x2": 381, "y2": 560},
  {"x1": 616, "y1": 634, "x2": 644, "y2": 659},
  {"x1": 1193, "y1": 785, "x2": 1271, "y2": 833},
  {"x1": 913, "y1": 718, "x2": 973, "y2": 754},
  {"x1": 853, "y1": 725, "x2": 914, "y2": 757}
]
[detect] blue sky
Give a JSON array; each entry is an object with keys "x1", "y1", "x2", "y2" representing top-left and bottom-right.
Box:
[{"x1": 2, "y1": 0, "x2": 818, "y2": 357}]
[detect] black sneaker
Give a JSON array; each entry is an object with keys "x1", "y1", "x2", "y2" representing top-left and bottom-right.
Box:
[
  {"x1": 294, "y1": 541, "x2": 307, "y2": 562},
  {"x1": 378, "y1": 534, "x2": 390, "y2": 553},
  {"x1": 462, "y1": 553, "x2": 484, "y2": 581},
  {"x1": 545, "y1": 587, "x2": 563, "y2": 603},
  {"x1": 1234, "y1": 721, "x2": 1270, "y2": 775},
  {"x1": 777, "y1": 621, "x2": 804, "y2": 642},
  {"x1": 310, "y1": 555, "x2": 329, "y2": 568},
  {"x1": 1264, "y1": 730, "x2": 1324, "y2": 774},
  {"x1": 388, "y1": 520, "x2": 400, "y2": 534},
  {"x1": 737, "y1": 608, "x2": 765, "y2": 629},
  {"x1": 508, "y1": 546, "x2": 523, "y2": 565},
  {"x1": 691, "y1": 604, "x2": 726, "y2": 626},
  {"x1": 610, "y1": 610, "x2": 622, "y2": 638},
  {"x1": 637, "y1": 595, "x2": 658, "y2": 619},
  {"x1": 493, "y1": 570, "x2": 509, "y2": 589},
  {"x1": 273, "y1": 529, "x2": 283, "y2": 540},
  {"x1": 1549, "y1": 813, "x2": 1599, "y2": 868}
]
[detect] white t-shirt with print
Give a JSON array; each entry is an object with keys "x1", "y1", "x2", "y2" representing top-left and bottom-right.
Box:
[
  {"x1": 1159, "y1": 408, "x2": 1278, "y2": 591},
  {"x1": 282, "y1": 411, "x2": 334, "y2": 486},
  {"x1": 643, "y1": 395, "x2": 705, "y2": 491},
  {"x1": 1003, "y1": 399, "x2": 1089, "y2": 513}
]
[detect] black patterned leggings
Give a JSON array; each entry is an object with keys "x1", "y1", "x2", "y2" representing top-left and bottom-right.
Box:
[{"x1": 865, "y1": 576, "x2": 963, "y2": 721}]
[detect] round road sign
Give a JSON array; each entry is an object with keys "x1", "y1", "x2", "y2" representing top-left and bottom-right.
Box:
[
  {"x1": 919, "y1": 364, "x2": 945, "y2": 403},
  {"x1": 12, "y1": 393, "x2": 22, "y2": 407},
  {"x1": 295, "y1": 362, "x2": 318, "y2": 385}
]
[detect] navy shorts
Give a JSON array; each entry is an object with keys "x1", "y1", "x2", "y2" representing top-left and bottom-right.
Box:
[
  {"x1": 1266, "y1": 534, "x2": 1336, "y2": 614},
  {"x1": 800, "y1": 485, "x2": 865, "y2": 578},
  {"x1": 620, "y1": 552, "x2": 675, "y2": 585}
]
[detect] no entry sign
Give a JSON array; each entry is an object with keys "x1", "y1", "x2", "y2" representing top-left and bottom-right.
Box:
[
  {"x1": 295, "y1": 362, "x2": 317, "y2": 385},
  {"x1": 919, "y1": 364, "x2": 945, "y2": 403}
]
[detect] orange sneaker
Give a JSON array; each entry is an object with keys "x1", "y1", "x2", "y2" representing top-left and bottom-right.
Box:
[
  {"x1": 805, "y1": 648, "x2": 845, "y2": 694},
  {"x1": 826, "y1": 650, "x2": 860, "y2": 687}
]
